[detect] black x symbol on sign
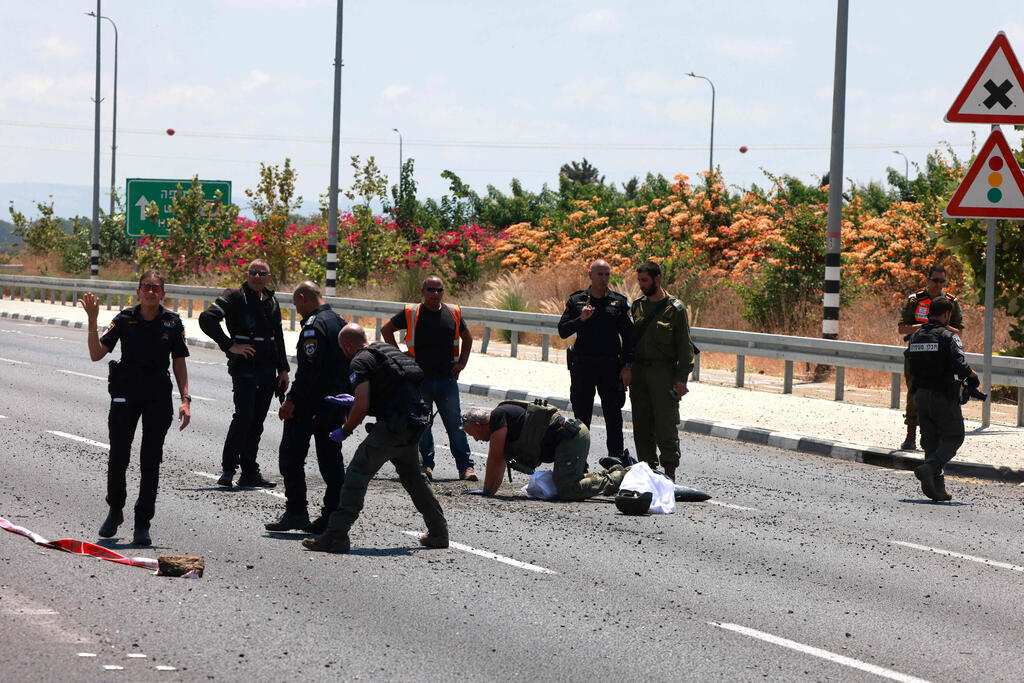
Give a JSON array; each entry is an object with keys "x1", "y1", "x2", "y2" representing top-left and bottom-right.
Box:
[{"x1": 983, "y1": 79, "x2": 1013, "y2": 109}]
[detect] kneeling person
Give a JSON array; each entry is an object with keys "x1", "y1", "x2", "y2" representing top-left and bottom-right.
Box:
[
  {"x1": 461, "y1": 401, "x2": 627, "y2": 500},
  {"x1": 303, "y1": 324, "x2": 448, "y2": 554}
]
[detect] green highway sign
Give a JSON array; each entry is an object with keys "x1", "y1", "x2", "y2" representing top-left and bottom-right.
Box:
[{"x1": 125, "y1": 178, "x2": 232, "y2": 238}]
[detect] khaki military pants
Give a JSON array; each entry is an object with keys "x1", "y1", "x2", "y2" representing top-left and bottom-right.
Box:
[
  {"x1": 630, "y1": 362, "x2": 681, "y2": 467},
  {"x1": 326, "y1": 422, "x2": 447, "y2": 538},
  {"x1": 551, "y1": 425, "x2": 627, "y2": 501}
]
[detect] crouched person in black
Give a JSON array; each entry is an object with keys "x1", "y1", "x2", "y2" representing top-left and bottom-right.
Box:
[
  {"x1": 198, "y1": 259, "x2": 289, "y2": 488},
  {"x1": 904, "y1": 297, "x2": 977, "y2": 501},
  {"x1": 80, "y1": 270, "x2": 191, "y2": 546},
  {"x1": 303, "y1": 324, "x2": 448, "y2": 554},
  {"x1": 265, "y1": 281, "x2": 349, "y2": 534}
]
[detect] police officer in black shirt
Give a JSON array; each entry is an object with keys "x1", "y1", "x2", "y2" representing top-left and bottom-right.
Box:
[
  {"x1": 198, "y1": 259, "x2": 289, "y2": 488},
  {"x1": 558, "y1": 259, "x2": 635, "y2": 466},
  {"x1": 265, "y1": 281, "x2": 349, "y2": 534},
  {"x1": 80, "y1": 270, "x2": 191, "y2": 546},
  {"x1": 904, "y1": 297, "x2": 977, "y2": 501},
  {"x1": 302, "y1": 323, "x2": 447, "y2": 554}
]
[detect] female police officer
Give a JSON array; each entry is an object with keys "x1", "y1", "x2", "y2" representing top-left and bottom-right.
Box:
[{"x1": 79, "y1": 269, "x2": 191, "y2": 545}]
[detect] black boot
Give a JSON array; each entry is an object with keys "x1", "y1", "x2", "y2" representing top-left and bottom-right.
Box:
[
  {"x1": 901, "y1": 426, "x2": 917, "y2": 451},
  {"x1": 98, "y1": 509, "x2": 123, "y2": 538},
  {"x1": 934, "y1": 472, "x2": 952, "y2": 502},
  {"x1": 216, "y1": 470, "x2": 234, "y2": 488},
  {"x1": 914, "y1": 463, "x2": 939, "y2": 500},
  {"x1": 307, "y1": 510, "x2": 332, "y2": 534},
  {"x1": 132, "y1": 522, "x2": 151, "y2": 546},
  {"x1": 264, "y1": 511, "x2": 311, "y2": 532},
  {"x1": 302, "y1": 531, "x2": 350, "y2": 553},
  {"x1": 237, "y1": 471, "x2": 276, "y2": 488}
]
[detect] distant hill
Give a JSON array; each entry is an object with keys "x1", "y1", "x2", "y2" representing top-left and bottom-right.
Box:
[
  {"x1": 0, "y1": 218, "x2": 14, "y2": 245},
  {"x1": 2, "y1": 183, "x2": 96, "y2": 220}
]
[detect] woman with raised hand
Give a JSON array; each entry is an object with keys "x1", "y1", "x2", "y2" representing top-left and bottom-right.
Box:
[{"x1": 79, "y1": 269, "x2": 191, "y2": 546}]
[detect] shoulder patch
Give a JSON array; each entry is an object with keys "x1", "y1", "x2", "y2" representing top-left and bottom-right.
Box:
[
  {"x1": 304, "y1": 314, "x2": 317, "y2": 325},
  {"x1": 669, "y1": 298, "x2": 686, "y2": 312},
  {"x1": 303, "y1": 339, "x2": 318, "y2": 357},
  {"x1": 302, "y1": 328, "x2": 316, "y2": 337}
]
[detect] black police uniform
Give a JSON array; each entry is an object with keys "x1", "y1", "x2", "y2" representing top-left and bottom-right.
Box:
[
  {"x1": 99, "y1": 305, "x2": 189, "y2": 526},
  {"x1": 557, "y1": 287, "x2": 635, "y2": 458},
  {"x1": 905, "y1": 320, "x2": 973, "y2": 476},
  {"x1": 321, "y1": 342, "x2": 446, "y2": 544},
  {"x1": 277, "y1": 303, "x2": 349, "y2": 522},
  {"x1": 199, "y1": 282, "x2": 289, "y2": 480}
]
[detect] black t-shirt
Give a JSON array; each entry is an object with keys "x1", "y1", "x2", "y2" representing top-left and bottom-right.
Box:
[
  {"x1": 389, "y1": 305, "x2": 468, "y2": 379},
  {"x1": 488, "y1": 403, "x2": 526, "y2": 442},
  {"x1": 100, "y1": 305, "x2": 189, "y2": 388}
]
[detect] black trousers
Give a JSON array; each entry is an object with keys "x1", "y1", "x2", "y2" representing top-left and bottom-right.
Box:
[
  {"x1": 569, "y1": 360, "x2": 626, "y2": 458},
  {"x1": 278, "y1": 404, "x2": 345, "y2": 516},
  {"x1": 914, "y1": 387, "x2": 965, "y2": 469},
  {"x1": 106, "y1": 392, "x2": 173, "y2": 523},
  {"x1": 222, "y1": 366, "x2": 277, "y2": 475}
]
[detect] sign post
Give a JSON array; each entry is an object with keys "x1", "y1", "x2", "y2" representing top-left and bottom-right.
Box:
[
  {"x1": 125, "y1": 178, "x2": 231, "y2": 239},
  {"x1": 944, "y1": 32, "x2": 1024, "y2": 426}
]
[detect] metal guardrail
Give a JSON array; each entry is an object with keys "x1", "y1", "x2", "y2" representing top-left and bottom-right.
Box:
[
  {"x1": 2, "y1": 273, "x2": 1022, "y2": 426},
  {"x1": 0, "y1": 264, "x2": 24, "y2": 272}
]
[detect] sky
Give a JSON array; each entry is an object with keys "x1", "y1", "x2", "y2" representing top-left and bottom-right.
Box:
[{"x1": 3, "y1": 0, "x2": 1024, "y2": 219}]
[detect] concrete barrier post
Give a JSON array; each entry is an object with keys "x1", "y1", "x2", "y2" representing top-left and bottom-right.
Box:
[
  {"x1": 542, "y1": 334, "x2": 549, "y2": 362},
  {"x1": 783, "y1": 360, "x2": 794, "y2": 394},
  {"x1": 511, "y1": 330, "x2": 519, "y2": 357},
  {"x1": 736, "y1": 354, "x2": 745, "y2": 388},
  {"x1": 481, "y1": 327, "x2": 491, "y2": 353},
  {"x1": 375, "y1": 317, "x2": 382, "y2": 341},
  {"x1": 691, "y1": 352, "x2": 701, "y2": 381},
  {"x1": 890, "y1": 373, "x2": 901, "y2": 409},
  {"x1": 835, "y1": 366, "x2": 845, "y2": 401}
]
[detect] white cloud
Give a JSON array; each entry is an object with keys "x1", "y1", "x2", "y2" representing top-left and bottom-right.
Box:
[
  {"x1": 38, "y1": 36, "x2": 78, "y2": 58},
  {"x1": 571, "y1": 8, "x2": 619, "y2": 34},
  {"x1": 625, "y1": 71, "x2": 692, "y2": 96},
  {"x1": 712, "y1": 37, "x2": 794, "y2": 60},
  {"x1": 382, "y1": 84, "x2": 411, "y2": 99},
  {"x1": 0, "y1": 73, "x2": 93, "y2": 108},
  {"x1": 553, "y1": 77, "x2": 617, "y2": 111},
  {"x1": 241, "y1": 70, "x2": 271, "y2": 92}
]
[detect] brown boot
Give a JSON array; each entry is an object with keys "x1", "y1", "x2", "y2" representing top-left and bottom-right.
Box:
[
  {"x1": 901, "y1": 426, "x2": 917, "y2": 451},
  {"x1": 934, "y1": 472, "x2": 953, "y2": 502},
  {"x1": 419, "y1": 531, "x2": 449, "y2": 549},
  {"x1": 302, "y1": 531, "x2": 350, "y2": 554}
]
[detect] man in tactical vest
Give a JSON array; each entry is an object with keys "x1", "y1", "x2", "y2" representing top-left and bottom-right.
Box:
[
  {"x1": 630, "y1": 260, "x2": 695, "y2": 481},
  {"x1": 381, "y1": 275, "x2": 476, "y2": 481},
  {"x1": 199, "y1": 259, "x2": 289, "y2": 488},
  {"x1": 265, "y1": 282, "x2": 349, "y2": 534},
  {"x1": 904, "y1": 297, "x2": 976, "y2": 501},
  {"x1": 558, "y1": 259, "x2": 635, "y2": 467},
  {"x1": 459, "y1": 401, "x2": 628, "y2": 500},
  {"x1": 897, "y1": 264, "x2": 963, "y2": 451},
  {"x1": 303, "y1": 324, "x2": 448, "y2": 554}
]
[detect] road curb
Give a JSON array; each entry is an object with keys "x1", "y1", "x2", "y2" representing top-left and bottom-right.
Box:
[
  {"x1": 459, "y1": 381, "x2": 1024, "y2": 485},
  {"x1": 6, "y1": 311, "x2": 1019, "y2": 485}
]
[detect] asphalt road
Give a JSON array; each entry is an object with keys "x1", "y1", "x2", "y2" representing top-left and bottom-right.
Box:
[{"x1": 2, "y1": 316, "x2": 1024, "y2": 682}]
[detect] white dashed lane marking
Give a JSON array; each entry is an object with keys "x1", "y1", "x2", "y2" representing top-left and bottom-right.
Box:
[
  {"x1": 47, "y1": 431, "x2": 110, "y2": 450},
  {"x1": 401, "y1": 530, "x2": 557, "y2": 574},
  {"x1": 711, "y1": 622, "x2": 932, "y2": 683},
  {"x1": 58, "y1": 369, "x2": 105, "y2": 380},
  {"x1": 193, "y1": 471, "x2": 286, "y2": 499},
  {"x1": 890, "y1": 540, "x2": 1024, "y2": 573},
  {"x1": 706, "y1": 500, "x2": 759, "y2": 512},
  {"x1": 0, "y1": 356, "x2": 28, "y2": 364}
]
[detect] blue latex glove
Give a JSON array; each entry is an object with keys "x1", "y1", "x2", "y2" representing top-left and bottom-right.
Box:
[
  {"x1": 325, "y1": 393, "x2": 355, "y2": 408},
  {"x1": 329, "y1": 428, "x2": 348, "y2": 443}
]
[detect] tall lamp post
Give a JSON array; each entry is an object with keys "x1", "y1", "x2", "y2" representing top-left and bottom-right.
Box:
[
  {"x1": 89, "y1": 1, "x2": 102, "y2": 280},
  {"x1": 87, "y1": 11, "x2": 118, "y2": 216},
  {"x1": 892, "y1": 150, "x2": 909, "y2": 180},
  {"x1": 687, "y1": 71, "x2": 715, "y2": 176},
  {"x1": 393, "y1": 127, "x2": 403, "y2": 201}
]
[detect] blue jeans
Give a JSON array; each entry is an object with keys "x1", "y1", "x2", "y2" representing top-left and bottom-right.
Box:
[{"x1": 418, "y1": 377, "x2": 474, "y2": 472}]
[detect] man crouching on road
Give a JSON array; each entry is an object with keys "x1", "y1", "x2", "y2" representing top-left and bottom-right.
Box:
[
  {"x1": 303, "y1": 323, "x2": 448, "y2": 554},
  {"x1": 461, "y1": 402, "x2": 628, "y2": 500}
]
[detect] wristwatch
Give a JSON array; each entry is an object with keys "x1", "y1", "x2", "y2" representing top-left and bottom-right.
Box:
[{"x1": 180, "y1": 394, "x2": 191, "y2": 403}]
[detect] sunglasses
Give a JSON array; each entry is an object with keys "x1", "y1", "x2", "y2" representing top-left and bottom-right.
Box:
[
  {"x1": 424, "y1": 287, "x2": 444, "y2": 293},
  {"x1": 139, "y1": 283, "x2": 163, "y2": 293},
  {"x1": 929, "y1": 278, "x2": 946, "y2": 283},
  {"x1": 249, "y1": 270, "x2": 270, "y2": 277}
]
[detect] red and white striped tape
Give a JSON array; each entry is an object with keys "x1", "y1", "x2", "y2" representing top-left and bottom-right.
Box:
[{"x1": 0, "y1": 516, "x2": 164, "y2": 573}]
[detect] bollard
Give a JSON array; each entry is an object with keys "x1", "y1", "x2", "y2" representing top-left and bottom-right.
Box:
[
  {"x1": 290, "y1": 308, "x2": 296, "y2": 331},
  {"x1": 835, "y1": 366, "x2": 845, "y2": 401},
  {"x1": 1018, "y1": 387, "x2": 1023, "y2": 427},
  {"x1": 481, "y1": 327, "x2": 491, "y2": 354},
  {"x1": 510, "y1": 330, "x2": 518, "y2": 357},
  {"x1": 736, "y1": 354, "x2": 745, "y2": 388},
  {"x1": 783, "y1": 360, "x2": 793, "y2": 394},
  {"x1": 890, "y1": 373, "x2": 901, "y2": 409},
  {"x1": 187, "y1": 299, "x2": 193, "y2": 318},
  {"x1": 542, "y1": 334, "x2": 549, "y2": 362},
  {"x1": 375, "y1": 317, "x2": 382, "y2": 341}
]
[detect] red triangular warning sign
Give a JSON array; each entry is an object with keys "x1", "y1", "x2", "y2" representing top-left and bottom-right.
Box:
[
  {"x1": 944, "y1": 128, "x2": 1024, "y2": 219},
  {"x1": 946, "y1": 32, "x2": 1024, "y2": 124}
]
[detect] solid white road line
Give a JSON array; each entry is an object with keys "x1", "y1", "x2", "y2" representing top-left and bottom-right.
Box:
[
  {"x1": 193, "y1": 471, "x2": 286, "y2": 500},
  {"x1": 0, "y1": 356, "x2": 28, "y2": 364},
  {"x1": 401, "y1": 530, "x2": 557, "y2": 574},
  {"x1": 711, "y1": 622, "x2": 932, "y2": 683},
  {"x1": 890, "y1": 540, "x2": 1024, "y2": 573},
  {"x1": 706, "y1": 500, "x2": 759, "y2": 512},
  {"x1": 47, "y1": 431, "x2": 110, "y2": 450}
]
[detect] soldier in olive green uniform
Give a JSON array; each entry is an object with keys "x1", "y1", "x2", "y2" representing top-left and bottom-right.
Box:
[
  {"x1": 897, "y1": 264, "x2": 963, "y2": 450},
  {"x1": 630, "y1": 261, "x2": 694, "y2": 481}
]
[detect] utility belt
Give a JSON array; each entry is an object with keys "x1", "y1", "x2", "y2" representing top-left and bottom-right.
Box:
[
  {"x1": 107, "y1": 359, "x2": 169, "y2": 397},
  {"x1": 567, "y1": 347, "x2": 620, "y2": 371},
  {"x1": 634, "y1": 358, "x2": 675, "y2": 367}
]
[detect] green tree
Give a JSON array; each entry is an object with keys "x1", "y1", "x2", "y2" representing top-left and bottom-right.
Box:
[
  {"x1": 559, "y1": 157, "x2": 605, "y2": 185},
  {"x1": 246, "y1": 158, "x2": 303, "y2": 288},
  {"x1": 338, "y1": 156, "x2": 408, "y2": 285},
  {"x1": 138, "y1": 176, "x2": 240, "y2": 281},
  {"x1": 8, "y1": 199, "x2": 69, "y2": 253}
]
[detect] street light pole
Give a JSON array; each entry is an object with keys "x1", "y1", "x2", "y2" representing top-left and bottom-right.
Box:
[
  {"x1": 87, "y1": 11, "x2": 118, "y2": 216},
  {"x1": 326, "y1": 0, "x2": 344, "y2": 296},
  {"x1": 892, "y1": 150, "x2": 909, "y2": 180},
  {"x1": 393, "y1": 127, "x2": 403, "y2": 201},
  {"x1": 687, "y1": 72, "x2": 715, "y2": 177},
  {"x1": 90, "y1": 0, "x2": 102, "y2": 280}
]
